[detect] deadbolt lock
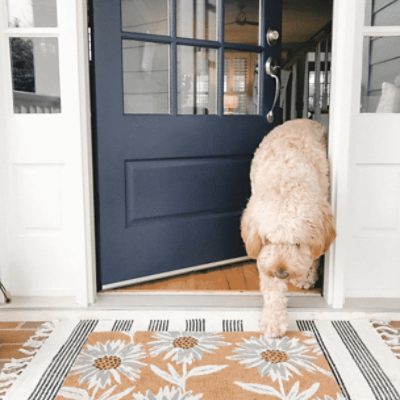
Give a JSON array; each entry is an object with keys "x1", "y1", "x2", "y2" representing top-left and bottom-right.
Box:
[{"x1": 266, "y1": 29, "x2": 279, "y2": 46}]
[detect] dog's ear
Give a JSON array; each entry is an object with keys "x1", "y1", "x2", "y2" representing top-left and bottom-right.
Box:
[
  {"x1": 322, "y1": 203, "x2": 336, "y2": 252},
  {"x1": 308, "y1": 202, "x2": 336, "y2": 259},
  {"x1": 241, "y1": 206, "x2": 264, "y2": 259}
]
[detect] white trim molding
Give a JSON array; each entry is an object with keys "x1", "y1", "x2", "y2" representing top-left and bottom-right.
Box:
[
  {"x1": 323, "y1": 0, "x2": 360, "y2": 308},
  {"x1": 74, "y1": 0, "x2": 96, "y2": 306}
]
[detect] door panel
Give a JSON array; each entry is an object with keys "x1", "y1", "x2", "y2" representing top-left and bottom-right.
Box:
[
  {"x1": 91, "y1": 0, "x2": 282, "y2": 288},
  {"x1": 125, "y1": 156, "x2": 251, "y2": 223}
]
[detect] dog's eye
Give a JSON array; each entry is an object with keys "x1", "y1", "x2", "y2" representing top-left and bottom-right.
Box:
[{"x1": 295, "y1": 243, "x2": 300, "y2": 248}]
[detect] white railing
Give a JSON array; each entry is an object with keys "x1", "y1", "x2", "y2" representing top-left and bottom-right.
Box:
[
  {"x1": 13, "y1": 91, "x2": 61, "y2": 113},
  {"x1": 280, "y1": 22, "x2": 331, "y2": 126}
]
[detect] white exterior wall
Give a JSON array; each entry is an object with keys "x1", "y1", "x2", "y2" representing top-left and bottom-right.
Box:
[
  {"x1": 330, "y1": 0, "x2": 400, "y2": 299},
  {"x1": 0, "y1": 0, "x2": 95, "y2": 304}
]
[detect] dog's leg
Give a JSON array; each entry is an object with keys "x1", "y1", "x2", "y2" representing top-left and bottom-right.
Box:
[
  {"x1": 259, "y1": 273, "x2": 288, "y2": 338},
  {"x1": 290, "y1": 260, "x2": 319, "y2": 290}
]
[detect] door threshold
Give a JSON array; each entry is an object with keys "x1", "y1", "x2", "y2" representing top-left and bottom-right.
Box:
[
  {"x1": 96, "y1": 291, "x2": 325, "y2": 309},
  {"x1": 100, "y1": 290, "x2": 321, "y2": 297}
]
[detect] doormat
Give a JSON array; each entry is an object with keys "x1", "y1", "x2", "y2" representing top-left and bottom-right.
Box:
[{"x1": 3, "y1": 318, "x2": 400, "y2": 400}]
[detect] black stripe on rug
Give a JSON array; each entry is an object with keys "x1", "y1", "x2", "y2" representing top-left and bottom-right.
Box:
[
  {"x1": 28, "y1": 320, "x2": 98, "y2": 400},
  {"x1": 222, "y1": 319, "x2": 244, "y2": 332},
  {"x1": 185, "y1": 319, "x2": 205, "y2": 332},
  {"x1": 297, "y1": 320, "x2": 351, "y2": 400},
  {"x1": 148, "y1": 319, "x2": 169, "y2": 332},
  {"x1": 111, "y1": 320, "x2": 134, "y2": 332},
  {"x1": 332, "y1": 320, "x2": 400, "y2": 400},
  {"x1": 111, "y1": 319, "x2": 134, "y2": 332}
]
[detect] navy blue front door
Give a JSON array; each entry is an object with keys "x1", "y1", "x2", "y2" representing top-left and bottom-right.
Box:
[{"x1": 91, "y1": 0, "x2": 282, "y2": 288}]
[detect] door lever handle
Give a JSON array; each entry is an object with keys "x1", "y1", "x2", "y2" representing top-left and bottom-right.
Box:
[{"x1": 265, "y1": 57, "x2": 280, "y2": 123}]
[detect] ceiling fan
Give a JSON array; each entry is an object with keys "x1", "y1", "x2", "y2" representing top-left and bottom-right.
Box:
[{"x1": 225, "y1": 2, "x2": 258, "y2": 26}]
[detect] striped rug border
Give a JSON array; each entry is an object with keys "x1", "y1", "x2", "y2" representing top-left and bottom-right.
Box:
[
  {"x1": 111, "y1": 319, "x2": 134, "y2": 332},
  {"x1": 185, "y1": 319, "x2": 205, "y2": 332},
  {"x1": 222, "y1": 319, "x2": 244, "y2": 332},
  {"x1": 297, "y1": 320, "x2": 351, "y2": 400},
  {"x1": 333, "y1": 320, "x2": 400, "y2": 400},
  {"x1": 27, "y1": 320, "x2": 98, "y2": 400},
  {"x1": 148, "y1": 319, "x2": 169, "y2": 332}
]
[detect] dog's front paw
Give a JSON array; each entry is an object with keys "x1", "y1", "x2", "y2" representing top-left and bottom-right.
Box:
[
  {"x1": 290, "y1": 278, "x2": 314, "y2": 290},
  {"x1": 260, "y1": 313, "x2": 288, "y2": 338},
  {"x1": 290, "y1": 261, "x2": 319, "y2": 290}
]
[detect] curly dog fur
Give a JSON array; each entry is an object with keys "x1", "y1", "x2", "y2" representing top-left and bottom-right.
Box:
[{"x1": 241, "y1": 119, "x2": 336, "y2": 337}]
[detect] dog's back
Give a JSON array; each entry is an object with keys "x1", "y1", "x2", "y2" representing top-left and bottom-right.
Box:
[{"x1": 250, "y1": 119, "x2": 329, "y2": 199}]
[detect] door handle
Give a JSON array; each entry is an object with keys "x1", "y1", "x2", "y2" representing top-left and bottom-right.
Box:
[{"x1": 265, "y1": 57, "x2": 280, "y2": 123}]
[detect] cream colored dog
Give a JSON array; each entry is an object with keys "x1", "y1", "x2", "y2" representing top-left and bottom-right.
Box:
[{"x1": 241, "y1": 119, "x2": 336, "y2": 337}]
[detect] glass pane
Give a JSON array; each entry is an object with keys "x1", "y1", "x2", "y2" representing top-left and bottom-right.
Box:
[
  {"x1": 177, "y1": 46, "x2": 217, "y2": 115},
  {"x1": 121, "y1": 0, "x2": 169, "y2": 35},
  {"x1": 224, "y1": 0, "x2": 259, "y2": 45},
  {"x1": 365, "y1": 0, "x2": 400, "y2": 26},
  {"x1": 10, "y1": 37, "x2": 61, "y2": 114},
  {"x1": 7, "y1": 0, "x2": 57, "y2": 27},
  {"x1": 224, "y1": 51, "x2": 259, "y2": 114},
  {"x1": 122, "y1": 40, "x2": 169, "y2": 114},
  {"x1": 177, "y1": 0, "x2": 217, "y2": 40},
  {"x1": 361, "y1": 36, "x2": 400, "y2": 113}
]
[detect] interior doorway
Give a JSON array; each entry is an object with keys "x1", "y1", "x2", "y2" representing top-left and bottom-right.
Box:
[{"x1": 100, "y1": 0, "x2": 334, "y2": 295}]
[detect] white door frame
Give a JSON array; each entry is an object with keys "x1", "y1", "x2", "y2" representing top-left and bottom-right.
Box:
[
  {"x1": 321, "y1": 0, "x2": 360, "y2": 308},
  {"x1": 76, "y1": 0, "x2": 353, "y2": 308}
]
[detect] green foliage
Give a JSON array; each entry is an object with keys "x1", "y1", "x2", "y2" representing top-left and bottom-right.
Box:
[{"x1": 10, "y1": 38, "x2": 35, "y2": 93}]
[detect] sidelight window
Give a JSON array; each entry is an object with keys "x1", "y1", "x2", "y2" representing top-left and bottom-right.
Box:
[
  {"x1": 7, "y1": 0, "x2": 61, "y2": 114},
  {"x1": 361, "y1": 0, "x2": 400, "y2": 113},
  {"x1": 7, "y1": 0, "x2": 57, "y2": 28}
]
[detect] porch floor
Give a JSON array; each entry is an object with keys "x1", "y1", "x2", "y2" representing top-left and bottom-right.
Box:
[
  {"x1": 108, "y1": 262, "x2": 322, "y2": 294},
  {"x1": 0, "y1": 321, "x2": 44, "y2": 370}
]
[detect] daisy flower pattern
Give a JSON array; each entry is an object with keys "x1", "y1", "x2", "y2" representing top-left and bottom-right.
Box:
[
  {"x1": 133, "y1": 386, "x2": 203, "y2": 400},
  {"x1": 316, "y1": 395, "x2": 347, "y2": 400},
  {"x1": 228, "y1": 335, "x2": 324, "y2": 382},
  {"x1": 71, "y1": 339, "x2": 146, "y2": 389},
  {"x1": 302, "y1": 331, "x2": 323, "y2": 356},
  {"x1": 149, "y1": 332, "x2": 228, "y2": 365}
]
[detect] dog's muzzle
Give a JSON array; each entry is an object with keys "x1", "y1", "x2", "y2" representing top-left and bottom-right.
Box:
[{"x1": 274, "y1": 268, "x2": 289, "y2": 279}]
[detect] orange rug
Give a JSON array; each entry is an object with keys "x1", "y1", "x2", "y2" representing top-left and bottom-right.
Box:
[{"x1": 57, "y1": 330, "x2": 340, "y2": 399}]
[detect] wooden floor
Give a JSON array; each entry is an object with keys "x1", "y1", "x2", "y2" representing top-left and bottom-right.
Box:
[{"x1": 111, "y1": 262, "x2": 322, "y2": 294}]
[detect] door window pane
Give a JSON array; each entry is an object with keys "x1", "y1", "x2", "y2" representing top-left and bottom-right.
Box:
[
  {"x1": 224, "y1": 0, "x2": 259, "y2": 45},
  {"x1": 177, "y1": 46, "x2": 217, "y2": 115},
  {"x1": 122, "y1": 40, "x2": 169, "y2": 114},
  {"x1": 10, "y1": 37, "x2": 61, "y2": 113},
  {"x1": 177, "y1": 0, "x2": 217, "y2": 41},
  {"x1": 361, "y1": 36, "x2": 400, "y2": 113},
  {"x1": 365, "y1": 0, "x2": 400, "y2": 26},
  {"x1": 224, "y1": 51, "x2": 259, "y2": 114},
  {"x1": 122, "y1": 0, "x2": 169, "y2": 35},
  {"x1": 7, "y1": 0, "x2": 57, "y2": 28}
]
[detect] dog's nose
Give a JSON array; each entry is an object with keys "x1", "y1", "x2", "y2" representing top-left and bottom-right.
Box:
[{"x1": 274, "y1": 268, "x2": 289, "y2": 279}]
